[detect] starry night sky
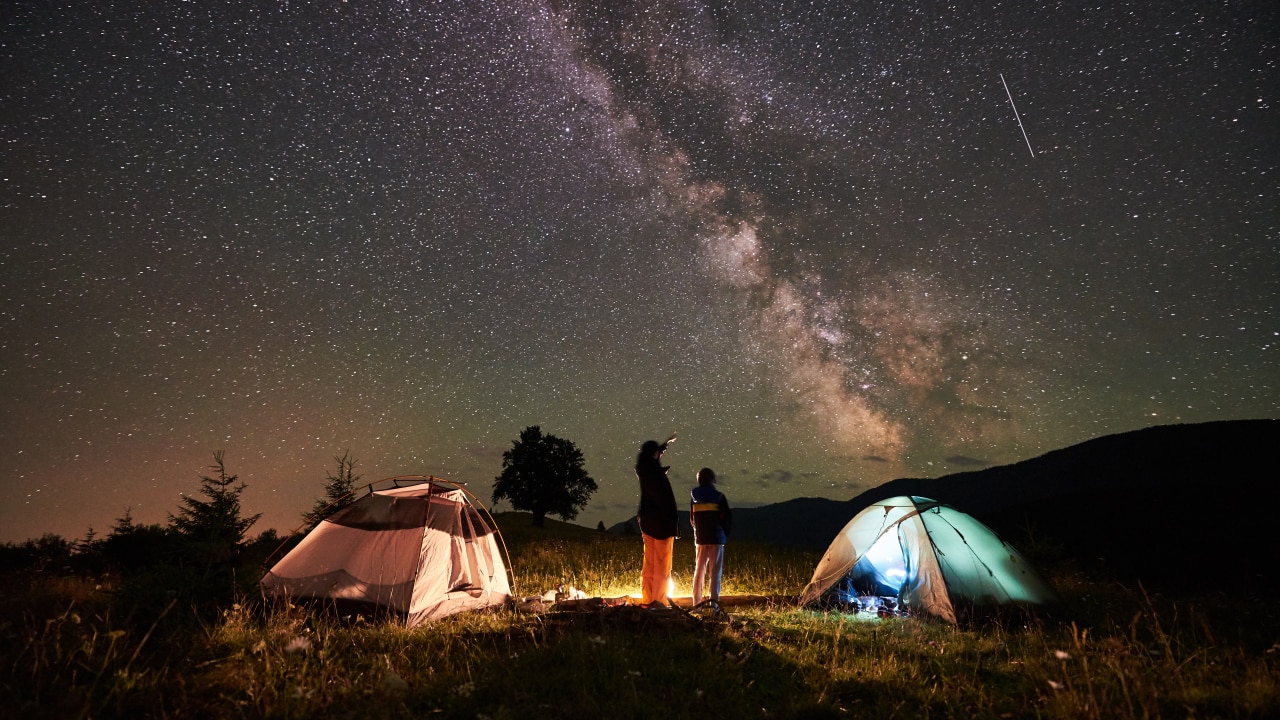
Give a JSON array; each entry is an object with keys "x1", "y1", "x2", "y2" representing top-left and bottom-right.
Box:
[{"x1": 3, "y1": 0, "x2": 1276, "y2": 544}]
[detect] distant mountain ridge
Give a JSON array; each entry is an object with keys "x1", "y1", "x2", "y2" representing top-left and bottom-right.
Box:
[{"x1": 610, "y1": 419, "x2": 1280, "y2": 593}]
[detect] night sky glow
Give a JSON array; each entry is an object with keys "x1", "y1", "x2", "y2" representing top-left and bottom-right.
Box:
[{"x1": 3, "y1": 1, "x2": 1276, "y2": 543}]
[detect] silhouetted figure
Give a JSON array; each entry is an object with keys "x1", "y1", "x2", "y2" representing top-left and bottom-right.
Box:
[{"x1": 636, "y1": 436, "x2": 678, "y2": 605}]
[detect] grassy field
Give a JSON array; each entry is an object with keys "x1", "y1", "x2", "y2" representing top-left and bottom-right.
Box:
[{"x1": 2, "y1": 513, "x2": 1278, "y2": 719}]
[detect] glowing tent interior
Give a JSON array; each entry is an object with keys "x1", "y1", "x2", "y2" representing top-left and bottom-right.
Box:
[
  {"x1": 261, "y1": 477, "x2": 512, "y2": 626},
  {"x1": 799, "y1": 496, "x2": 1058, "y2": 623}
]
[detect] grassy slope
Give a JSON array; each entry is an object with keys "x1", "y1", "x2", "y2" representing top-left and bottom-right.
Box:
[{"x1": 2, "y1": 511, "x2": 1278, "y2": 719}]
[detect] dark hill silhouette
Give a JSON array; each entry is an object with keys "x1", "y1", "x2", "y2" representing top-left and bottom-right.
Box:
[
  {"x1": 849, "y1": 419, "x2": 1280, "y2": 594},
  {"x1": 610, "y1": 419, "x2": 1280, "y2": 594}
]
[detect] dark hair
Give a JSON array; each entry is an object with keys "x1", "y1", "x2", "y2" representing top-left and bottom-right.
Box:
[
  {"x1": 697, "y1": 467, "x2": 716, "y2": 486},
  {"x1": 638, "y1": 440, "x2": 662, "y2": 465}
]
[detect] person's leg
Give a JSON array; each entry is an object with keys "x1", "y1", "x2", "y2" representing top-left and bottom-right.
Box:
[
  {"x1": 692, "y1": 544, "x2": 710, "y2": 605},
  {"x1": 655, "y1": 536, "x2": 674, "y2": 603},
  {"x1": 641, "y1": 533, "x2": 661, "y2": 604},
  {"x1": 709, "y1": 544, "x2": 725, "y2": 603}
]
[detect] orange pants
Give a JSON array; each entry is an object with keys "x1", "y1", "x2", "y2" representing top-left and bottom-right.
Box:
[{"x1": 641, "y1": 533, "x2": 674, "y2": 604}]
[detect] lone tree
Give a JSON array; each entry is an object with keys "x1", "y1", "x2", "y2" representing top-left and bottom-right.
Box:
[
  {"x1": 492, "y1": 426, "x2": 597, "y2": 527},
  {"x1": 303, "y1": 450, "x2": 361, "y2": 528},
  {"x1": 170, "y1": 450, "x2": 261, "y2": 567}
]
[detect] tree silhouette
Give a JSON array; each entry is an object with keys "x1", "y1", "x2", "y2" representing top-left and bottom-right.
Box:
[
  {"x1": 492, "y1": 426, "x2": 597, "y2": 527},
  {"x1": 102, "y1": 507, "x2": 175, "y2": 572},
  {"x1": 303, "y1": 450, "x2": 362, "y2": 528},
  {"x1": 170, "y1": 451, "x2": 261, "y2": 567}
]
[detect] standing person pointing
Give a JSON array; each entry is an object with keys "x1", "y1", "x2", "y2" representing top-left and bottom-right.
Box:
[{"x1": 635, "y1": 435, "x2": 678, "y2": 606}]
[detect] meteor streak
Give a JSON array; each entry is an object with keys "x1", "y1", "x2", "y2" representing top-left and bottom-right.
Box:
[{"x1": 1000, "y1": 73, "x2": 1035, "y2": 158}]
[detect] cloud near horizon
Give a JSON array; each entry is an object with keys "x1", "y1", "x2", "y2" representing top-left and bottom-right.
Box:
[
  {"x1": 944, "y1": 455, "x2": 990, "y2": 467},
  {"x1": 757, "y1": 469, "x2": 795, "y2": 485}
]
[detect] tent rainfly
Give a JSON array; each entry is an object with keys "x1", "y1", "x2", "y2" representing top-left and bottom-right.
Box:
[
  {"x1": 800, "y1": 495, "x2": 1057, "y2": 623},
  {"x1": 261, "y1": 478, "x2": 512, "y2": 626}
]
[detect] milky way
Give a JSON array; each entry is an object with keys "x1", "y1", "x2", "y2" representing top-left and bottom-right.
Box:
[{"x1": 2, "y1": 0, "x2": 1276, "y2": 543}]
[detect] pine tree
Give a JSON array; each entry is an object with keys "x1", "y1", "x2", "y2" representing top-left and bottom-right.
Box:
[
  {"x1": 303, "y1": 450, "x2": 362, "y2": 527},
  {"x1": 170, "y1": 451, "x2": 261, "y2": 566}
]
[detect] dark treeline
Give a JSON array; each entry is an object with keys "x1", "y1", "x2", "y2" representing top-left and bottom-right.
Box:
[
  {"x1": 5, "y1": 430, "x2": 595, "y2": 626},
  {"x1": 0, "y1": 451, "x2": 306, "y2": 626}
]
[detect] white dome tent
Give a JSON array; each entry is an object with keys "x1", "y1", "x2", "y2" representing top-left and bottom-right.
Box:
[
  {"x1": 800, "y1": 496, "x2": 1057, "y2": 624},
  {"x1": 261, "y1": 477, "x2": 512, "y2": 626}
]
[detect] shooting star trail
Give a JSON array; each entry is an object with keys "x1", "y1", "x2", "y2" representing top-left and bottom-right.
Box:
[{"x1": 1000, "y1": 73, "x2": 1035, "y2": 158}]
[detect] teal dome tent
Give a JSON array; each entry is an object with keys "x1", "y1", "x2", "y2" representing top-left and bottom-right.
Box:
[{"x1": 800, "y1": 496, "x2": 1058, "y2": 623}]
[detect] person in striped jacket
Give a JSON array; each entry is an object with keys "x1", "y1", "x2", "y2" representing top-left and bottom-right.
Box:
[{"x1": 689, "y1": 467, "x2": 732, "y2": 609}]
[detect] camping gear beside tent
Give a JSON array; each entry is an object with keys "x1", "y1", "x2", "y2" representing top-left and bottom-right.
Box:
[
  {"x1": 261, "y1": 477, "x2": 512, "y2": 626},
  {"x1": 800, "y1": 496, "x2": 1057, "y2": 624}
]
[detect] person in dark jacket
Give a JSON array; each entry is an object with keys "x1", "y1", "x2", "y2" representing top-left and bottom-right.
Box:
[
  {"x1": 690, "y1": 467, "x2": 731, "y2": 608},
  {"x1": 635, "y1": 436, "x2": 678, "y2": 605}
]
